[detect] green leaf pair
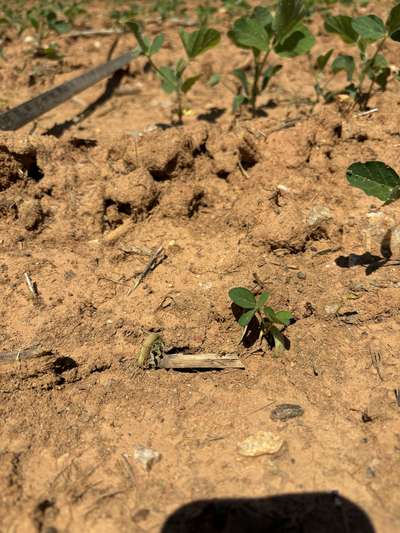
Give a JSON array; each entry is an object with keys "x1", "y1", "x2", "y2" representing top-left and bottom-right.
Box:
[
  {"x1": 325, "y1": 4, "x2": 400, "y2": 44},
  {"x1": 228, "y1": 287, "x2": 293, "y2": 351},
  {"x1": 346, "y1": 161, "x2": 400, "y2": 205},
  {"x1": 228, "y1": 3, "x2": 314, "y2": 57}
]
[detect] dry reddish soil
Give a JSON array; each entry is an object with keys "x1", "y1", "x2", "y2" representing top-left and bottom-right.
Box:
[{"x1": 1, "y1": 1, "x2": 400, "y2": 532}]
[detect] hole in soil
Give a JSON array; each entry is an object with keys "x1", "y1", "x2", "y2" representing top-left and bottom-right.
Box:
[
  {"x1": 148, "y1": 155, "x2": 179, "y2": 181},
  {"x1": 51, "y1": 356, "x2": 78, "y2": 375},
  {"x1": 270, "y1": 242, "x2": 306, "y2": 255},
  {"x1": 333, "y1": 124, "x2": 342, "y2": 138},
  {"x1": 69, "y1": 137, "x2": 98, "y2": 149},
  {"x1": 13, "y1": 151, "x2": 44, "y2": 182},
  {"x1": 216, "y1": 170, "x2": 230, "y2": 180},
  {"x1": 192, "y1": 142, "x2": 208, "y2": 158},
  {"x1": 238, "y1": 146, "x2": 258, "y2": 170},
  {"x1": 355, "y1": 133, "x2": 368, "y2": 143},
  {"x1": 103, "y1": 199, "x2": 132, "y2": 230},
  {"x1": 307, "y1": 228, "x2": 329, "y2": 242},
  {"x1": 188, "y1": 190, "x2": 206, "y2": 218}
]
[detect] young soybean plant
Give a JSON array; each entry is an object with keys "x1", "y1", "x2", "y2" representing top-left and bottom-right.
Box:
[
  {"x1": 347, "y1": 161, "x2": 400, "y2": 205},
  {"x1": 323, "y1": 4, "x2": 400, "y2": 109},
  {"x1": 228, "y1": 0, "x2": 315, "y2": 115},
  {"x1": 130, "y1": 22, "x2": 220, "y2": 124},
  {"x1": 229, "y1": 287, "x2": 293, "y2": 352}
]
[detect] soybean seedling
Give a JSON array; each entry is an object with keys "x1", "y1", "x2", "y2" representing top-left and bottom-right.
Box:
[
  {"x1": 228, "y1": 287, "x2": 293, "y2": 352},
  {"x1": 323, "y1": 4, "x2": 400, "y2": 109},
  {"x1": 130, "y1": 22, "x2": 220, "y2": 124},
  {"x1": 228, "y1": 0, "x2": 315, "y2": 116}
]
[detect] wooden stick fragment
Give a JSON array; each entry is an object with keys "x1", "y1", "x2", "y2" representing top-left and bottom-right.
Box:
[
  {"x1": 0, "y1": 346, "x2": 53, "y2": 364},
  {"x1": 24, "y1": 272, "x2": 39, "y2": 299},
  {"x1": 157, "y1": 353, "x2": 245, "y2": 369},
  {"x1": 137, "y1": 335, "x2": 245, "y2": 370}
]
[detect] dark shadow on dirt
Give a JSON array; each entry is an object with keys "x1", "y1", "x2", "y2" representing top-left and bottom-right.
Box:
[
  {"x1": 197, "y1": 107, "x2": 226, "y2": 123},
  {"x1": 336, "y1": 229, "x2": 400, "y2": 275},
  {"x1": 161, "y1": 492, "x2": 375, "y2": 533},
  {"x1": 336, "y1": 252, "x2": 400, "y2": 276},
  {"x1": 44, "y1": 68, "x2": 128, "y2": 138}
]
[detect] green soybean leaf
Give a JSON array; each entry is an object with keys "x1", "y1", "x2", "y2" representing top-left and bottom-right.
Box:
[
  {"x1": 374, "y1": 67, "x2": 391, "y2": 89},
  {"x1": 182, "y1": 74, "x2": 201, "y2": 93},
  {"x1": 386, "y1": 3, "x2": 400, "y2": 39},
  {"x1": 316, "y1": 49, "x2": 334, "y2": 71},
  {"x1": 179, "y1": 27, "x2": 220, "y2": 59},
  {"x1": 175, "y1": 58, "x2": 187, "y2": 77},
  {"x1": 128, "y1": 21, "x2": 149, "y2": 54},
  {"x1": 332, "y1": 54, "x2": 355, "y2": 81},
  {"x1": 51, "y1": 20, "x2": 71, "y2": 34},
  {"x1": 238, "y1": 308, "x2": 257, "y2": 327},
  {"x1": 257, "y1": 292, "x2": 270, "y2": 309},
  {"x1": 149, "y1": 33, "x2": 164, "y2": 55},
  {"x1": 325, "y1": 15, "x2": 358, "y2": 43},
  {"x1": 233, "y1": 68, "x2": 249, "y2": 95},
  {"x1": 274, "y1": 0, "x2": 304, "y2": 40},
  {"x1": 228, "y1": 16, "x2": 270, "y2": 52},
  {"x1": 264, "y1": 306, "x2": 277, "y2": 322},
  {"x1": 229, "y1": 287, "x2": 257, "y2": 308},
  {"x1": 274, "y1": 311, "x2": 293, "y2": 325},
  {"x1": 346, "y1": 161, "x2": 400, "y2": 203},
  {"x1": 252, "y1": 5, "x2": 273, "y2": 29},
  {"x1": 352, "y1": 15, "x2": 386, "y2": 41},
  {"x1": 275, "y1": 24, "x2": 315, "y2": 57},
  {"x1": 207, "y1": 73, "x2": 221, "y2": 86},
  {"x1": 261, "y1": 64, "x2": 282, "y2": 90},
  {"x1": 233, "y1": 94, "x2": 247, "y2": 112},
  {"x1": 158, "y1": 66, "x2": 178, "y2": 94}
]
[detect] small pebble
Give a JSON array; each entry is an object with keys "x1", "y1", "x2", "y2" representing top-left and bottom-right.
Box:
[
  {"x1": 325, "y1": 303, "x2": 341, "y2": 315},
  {"x1": 133, "y1": 445, "x2": 161, "y2": 471},
  {"x1": 237, "y1": 431, "x2": 284, "y2": 457},
  {"x1": 271, "y1": 404, "x2": 304, "y2": 422},
  {"x1": 297, "y1": 271, "x2": 306, "y2": 280},
  {"x1": 307, "y1": 206, "x2": 332, "y2": 227}
]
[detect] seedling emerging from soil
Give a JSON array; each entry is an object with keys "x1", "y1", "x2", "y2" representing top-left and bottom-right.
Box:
[
  {"x1": 229, "y1": 287, "x2": 293, "y2": 352},
  {"x1": 324, "y1": 4, "x2": 400, "y2": 109},
  {"x1": 130, "y1": 22, "x2": 220, "y2": 123},
  {"x1": 228, "y1": 1, "x2": 315, "y2": 115},
  {"x1": 347, "y1": 161, "x2": 400, "y2": 204}
]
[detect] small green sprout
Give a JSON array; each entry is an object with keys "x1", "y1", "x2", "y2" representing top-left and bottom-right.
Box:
[
  {"x1": 229, "y1": 287, "x2": 293, "y2": 352},
  {"x1": 346, "y1": 161, "x2": 400, "y2": 205},
  {"x1": 130, "y1": 22, "x2": 220, "y2": 124},
  {"x1": 323, "y1": 3, "x2": 400, "y2": 109},
  {"x1": 151, "y1": 0, "x2": 186, "y2": 22},
  {"x1": 228, "y1": 1, "x2": 315, "y2": 116}
]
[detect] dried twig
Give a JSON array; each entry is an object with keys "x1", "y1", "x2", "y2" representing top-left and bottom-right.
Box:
[
  {"x1": 370, "y1": 347, "x2": 384, "y2": 381},
  {"x1": 119, "y1": 245, "x2": 153, "y2": 256},
  {"x1": 128, "y1": 245, "x2": 165, "y2": 294},
  {"x1": 157, "y1": 353, "x2": 245, "y2": 369},
  {"x1": 0, "y1": 346, "x2": 53, "y2": 364},
  {"x1": 354, "y1": 107, "x2": 378, "y2": 118},
  {"x1": 394, "y1": 389, "x2": 400, "y2": 407},
  {"x1": 237, "y1": 160, "x2": 249, "y2": 178},
  {"x1": 65, "y1": 29, "x2": 124, "y2": 38},
  {"x1": 24, "y1": 272, "x2": 39, "y2": 299}
]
